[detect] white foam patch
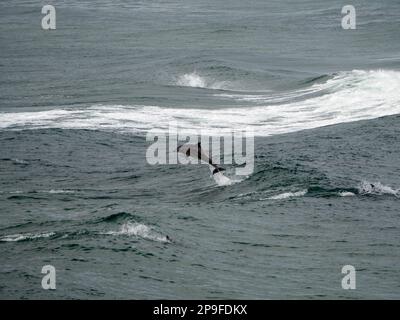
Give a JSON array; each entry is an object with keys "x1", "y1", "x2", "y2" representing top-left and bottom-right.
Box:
[
  {"x1": 268, "y1": 189, "x2": 308, "y2": 200},
  {"x1": 358, "y1": 181, "x2": 399, "y2": 197},
  {"x1": 338, "y1": 191, "x2": 356, "y2": 197},
  {"x1": 12, "y1": 158, "x2": 29, "y2": 164},
  {"x1": 1, "y1": 70, "x2": 400, "y2": 136},
  {"x1": 104, "y1": 222, "x2": 169, "y2": 243},
  {"x1": 0, "y1": 232, "x2": 55, "y2": 242},
  {"x1": 45, "y1": 189, "x2": 75, "y2": 194}
]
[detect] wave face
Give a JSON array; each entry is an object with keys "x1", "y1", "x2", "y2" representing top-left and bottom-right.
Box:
[
  {"x1": 1, "y1": 103, "x2": 399, "y2": 300},
  {"x1": 1, "y1": 70, "x2": 399, "y2": 136}
]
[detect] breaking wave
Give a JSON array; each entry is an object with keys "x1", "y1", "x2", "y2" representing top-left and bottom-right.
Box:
[{"x1": 1, "y1": 70, "x2": 399, "y2": 136}]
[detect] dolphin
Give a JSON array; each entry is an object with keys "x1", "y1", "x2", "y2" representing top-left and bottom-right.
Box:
[{"x1": 177, "y1": 142, "x2": 225, "y2": 175}]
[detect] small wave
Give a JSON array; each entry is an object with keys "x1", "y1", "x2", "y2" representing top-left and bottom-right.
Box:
[
  {"x1": 0, "y1": 158, "x2": 30, "y2": 165},
  {"x1": 0, "y1": 232, "x2": 55, "y2": 242},
  {"x1": 301, "y1": 74, "x2": 330, "y2": 85},
  {"x1": 267, "y1": 189, "x2": 308, "y2": 200},
  {"x1": 358, "y1": 181, "x2": 399, "y2": 197},
  {"x1": 99, "y1": 212, "x2": 138, "y2": 223},
  {"x1": 3, "y1": 190, "x2": 74, "y2": 195},
  {"x1": 103, "y1": 222, "x2": 170, "y2": 243},
  {"x1": 234, "y1": 191, "x2": 256, "y2": 199}
]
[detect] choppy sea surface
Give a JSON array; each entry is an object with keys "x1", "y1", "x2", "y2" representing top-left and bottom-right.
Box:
[{"x1": 1, "y1": 0, "x2": 400, "y2": 299}]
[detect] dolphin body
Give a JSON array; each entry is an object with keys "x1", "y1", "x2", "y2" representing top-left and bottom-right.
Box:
[{"x1": 177, "y1": 142, "x2": 225, "y2": 175}]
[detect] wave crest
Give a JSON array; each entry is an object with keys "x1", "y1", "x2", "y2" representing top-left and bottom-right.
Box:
[
  {"x1": 0, "y1": 232, "x2": 55, "y2": 242},
  {"x1": 176, "y1": 72, "x2": 226, "y2": 89},
  {"x1": 104, "y1": 222, "x2": 170, "y2": 243}
]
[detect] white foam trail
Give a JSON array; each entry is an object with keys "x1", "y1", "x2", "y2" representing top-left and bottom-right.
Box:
[
  {"x1": 0, "y1": 232, "x2": 55, "y2": 242},
  {"x1": 358, "y1": 181, "x2": 399, "y2": 197},
  {"x1": 104, "y1": 222, "x2": 169, "y2": 243},
  {"x1": 268, "y1": 189, "x2": 308, "y2": 200},
  {"x1": 1, "y1": 70, "x2": 399, "y2": 136}
]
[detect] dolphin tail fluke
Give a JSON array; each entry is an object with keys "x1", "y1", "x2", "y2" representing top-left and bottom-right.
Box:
[{"x1": 212, "y1": 167, "x2": 226, "y2": 175}]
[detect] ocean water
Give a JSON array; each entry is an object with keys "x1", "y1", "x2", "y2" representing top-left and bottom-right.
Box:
[{"x1": 0, "y1": 0, "x2": 400, "y2": 299}]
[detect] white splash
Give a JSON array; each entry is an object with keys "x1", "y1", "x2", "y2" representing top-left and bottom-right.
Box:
[
  {"x1": 213, "y1": 171, "x2": 233, "y2": 186},
  {"x1": 177, "y1": 72, "x2": 206, "y2": 88},
  {"x1": 358, "y1": 181, "x2": 399, "y2": 197},
  {"x1": 104, "y1": 222, "x2": 170, "y2": 243},
  {"x1": 176, "y1": 72, "x2": 225, "y2": 89}
]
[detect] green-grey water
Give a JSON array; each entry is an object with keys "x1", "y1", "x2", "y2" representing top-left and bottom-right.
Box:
[{"x1": 0, "y1": 0, "x2": 400, "y2": 299}]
